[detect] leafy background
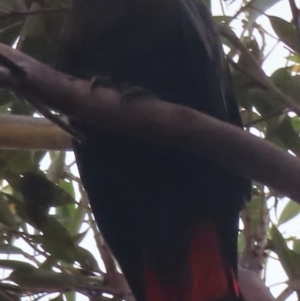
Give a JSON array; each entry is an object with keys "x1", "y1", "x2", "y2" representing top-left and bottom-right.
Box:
[{"x1": 1, "y1": 0, "x2": 300, "y2": 300}]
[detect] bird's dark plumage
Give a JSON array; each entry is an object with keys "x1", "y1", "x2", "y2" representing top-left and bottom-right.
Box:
[{"x1": 57, "y1": 1, "x2": 250, "y2": 300}]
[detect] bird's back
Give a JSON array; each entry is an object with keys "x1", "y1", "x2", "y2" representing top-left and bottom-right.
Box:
[{"x1": 58, "y1": 1, "x2": 250, "y2": 300}]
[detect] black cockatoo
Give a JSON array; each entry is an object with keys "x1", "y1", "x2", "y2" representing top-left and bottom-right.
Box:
[{"x1": 57, "y1": 0, "x2": 250, "y2": 300}]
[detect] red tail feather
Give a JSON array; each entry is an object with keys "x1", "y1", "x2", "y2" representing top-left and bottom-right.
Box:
[{"x1": 145, "y1": 222, "x2": 239, "y2": 301}]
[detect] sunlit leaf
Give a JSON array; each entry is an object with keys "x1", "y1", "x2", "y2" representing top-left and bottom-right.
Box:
[{"x1": 278, "y1": 200, "x2": 300, "y2": 225}]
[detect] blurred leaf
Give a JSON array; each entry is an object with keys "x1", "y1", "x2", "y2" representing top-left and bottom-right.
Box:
[
  {"x1": 41, "y1": 217, "x2": 77, "y2": 263},
  {"x1": 17, "y1": 3, "x2": 57, "y2": 64},
  {"x1": 8, "y1": 268, "x2": 76, "y2": 290},
  {"x1": 291, "y1": 116, "x2": 300, "y2": 132},
  {"x1": 64, "y1": 291, "x2": 76, "y2": 301},
  {"x1": 0, "y1": 260, "x2": 36, "y2": 271},
  {"x1": 57, "y1": 203, "x2": 86, "y2": 236},
  {"x1": 59, "y1": 178, "x2": 75, "y2": 199},
  {"x1": 75, "y1": 246, "x2": 100, "y2": 272},
  {"x1": 7, "y1": 172, "x2": 75, "y2": 215},
  {"x1": 0, "y1": 191, "x2": 28, "y2": 222},
  {"x1": 73, "y1": 229, "x2": 89, "y2": 245},
  {"x1": 238, "y1": 232, "x2": 246, "y2": 257},
  {"x1": 293, "y1": 239, "x2": 300, "y2": 254},
  {"x1": 47, "y1": 151, "x2": 66, "y2": 182},
  {"x1": 270, "y1": 225, "x2": 300, "y2": 279},
  {"x1": 21, "y1": 35, "x2": 57, "y2": 64},
  {"x1": 0, "y1": 244, "x2": 23, "y2": 255},
  {"x1": 286, "y1": 54, "x2": 300, "y2": 64},
  {"x1": 0, "y1": 193, "x2": 18, "y2": 228},
  {"x1": 278, "y1": 200, "x2": 300, "y2": 225},
  {"x1": 9, "y1": 268, "x2": 103, "y2": 290},
  {"x1": 0, "y1": 150, "x2": 40, "y2": 174},
  {"x1": 0, "y1": 89, "x2": 18, "y2": 106},
  {"x1": 238, "y1": 37, "x2": 263, "y2": 68},
  {"x1": 271, "y1": 67, "x2": 292, "y2": 87},
  {"x1": 0, "y1": 22, "x2": 23, "y2": 46},
  {"x1": 213, "y1": 15, "x2": 233, "y2": 24},
  {"x1": 268, "y1": 16, "x2": 300, "y2": 54},
  {"x1": 10, "y1": 98, "x2": 34, "y2": 115},
  {"x1": 50, "y1": 294, "x2": 64, "y2": 301},
  {"x1": 266, "y1": 115, "x2": 300, "y2": 155}
]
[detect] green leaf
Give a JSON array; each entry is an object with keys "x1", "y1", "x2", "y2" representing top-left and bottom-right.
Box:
[
  {"x1": 0, "y1": 244, "x2": 23, "y2": 255},
  {"x1": 0, "y1": 22, "x2": 23, "y2": 46},
  {"x1": 278, "y1": 200, "x2": 300, "y2": 225},
  {"x1": 59, "y1": 179, "x2": 75, "y2": 199},
  {"x1": 64, "y1": 291, "x2": 76, "y2": 301},
  {"x1": 213, "y1": 16, "x2": 233, "y2": 24},
  {"x1": 270, "y1": 225, "x2": 300, "y2": 279},
  {"x1": 0, "y1": 150, "x2": 39, "y2": 174},
  {"x1": 268, "y1": 16, "x2": 300, "y2": 54},
  {"x1": 75, "y1": 246, "x2": 100, "y2": 272},
  {"x1": 0, "y1": 192, "x2": 28, "y2": 222},
  {"x1": 7, "y1": 172, "x2": 75, "y2": 224},
  {"x1": 0, "y1": 89, "x2": 18, "y2": 106},
  {"x1": 8, "y1": 268, "x2": 76, "y2": 290},
  {"x1": 0, "y1": 193, "x2": 18, "y2": 228},
  {"x1": 9, "y1": 268, "x2": 103, "y2": 290},
  {"x1": 286, "y1": 54, "x2": 300, "y2": 64},
  {"x1": 50, "y1": 294, "x2": 65, "y2": 301},
  {"x1": 291, "y1": 116, "x2": 300, "y2": 133},
  {"x1": 271, "y1": 67, "x2": 292, "y2": 87},
  {"x1": 41, "y1": 217, "x2": 77, "y2": 263},
  {"x1": 57, "y1": 203, "x2": 86, "y2": 236},
  {"x1": 293, "y1": 239, "x2": 300, "y2": 254},
  {"x1": 47, "y1": 151, "x2": 66, "y2": 182},
  {"x1": 238, "y1": 232, "x2": 246, "y2": 257},
  {"x1": 0, "y1": 259, "x2": 36, "y2": 271}
]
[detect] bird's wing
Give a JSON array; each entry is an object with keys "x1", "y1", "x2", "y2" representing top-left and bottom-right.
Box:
[{"x1": 179, "y1": 0, "x2": 244, "y2": 128}]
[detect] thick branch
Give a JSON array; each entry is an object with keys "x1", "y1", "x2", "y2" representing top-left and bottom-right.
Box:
[
  {"x1": 238, "y1": 267, "x2": 276, "y2": 301},
  {"x1": 0, "y1": 114, "x2": 71, "y2": 150},
  {"x1": 0, "y1": 43, "x2": 300, "y2": 203}
]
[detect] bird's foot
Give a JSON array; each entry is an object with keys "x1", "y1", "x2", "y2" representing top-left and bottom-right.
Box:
[
  {"x1": 120, "y1": 84, "x2": 155, "y2": 102},
  {"x1": 91, "y1": 77, "x2": 156, "y2": 102},
  {"x1": 91, "y1": 75, "x2": 117, "y2": 91}
]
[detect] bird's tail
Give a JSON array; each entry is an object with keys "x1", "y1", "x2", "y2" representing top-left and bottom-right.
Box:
[{"x1": 144, "y1": 222, "x2": 241, "y2": 301}]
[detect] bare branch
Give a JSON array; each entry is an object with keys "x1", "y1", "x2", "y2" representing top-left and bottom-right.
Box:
[
  {"x1": 238, "y1": 267, "x2": 276, "y2": 301},
  {"x1": 0, "y1": 114, "x2": 71, "y2": 150}
]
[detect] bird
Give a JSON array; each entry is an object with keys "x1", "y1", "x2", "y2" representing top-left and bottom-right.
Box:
[{"x1": 57, "y1": 0, "x2": 251, "y2": 300}]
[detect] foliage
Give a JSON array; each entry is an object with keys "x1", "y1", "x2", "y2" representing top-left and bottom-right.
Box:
[{"x1": 0, "y1": 0, "x2": 300, "y2": 300}]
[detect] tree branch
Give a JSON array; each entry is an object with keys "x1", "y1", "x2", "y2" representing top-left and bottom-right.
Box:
[
  {"x1": 219, "y1": 24, "x2": 300, "y2": 115},
  {"x1": 0, "y1": 43, "x2": 300, "y2": 204},
  {"x1": 238, "y1": 267, "x2": 276, "y2": 301},
  {"x1": 0, "y1": 114, "x2": 71, "y2": 150}
]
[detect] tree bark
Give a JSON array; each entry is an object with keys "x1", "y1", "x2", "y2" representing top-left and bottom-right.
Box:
[{"x1": 0, "y1": 43, "x2": 300, "y2": 204}]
